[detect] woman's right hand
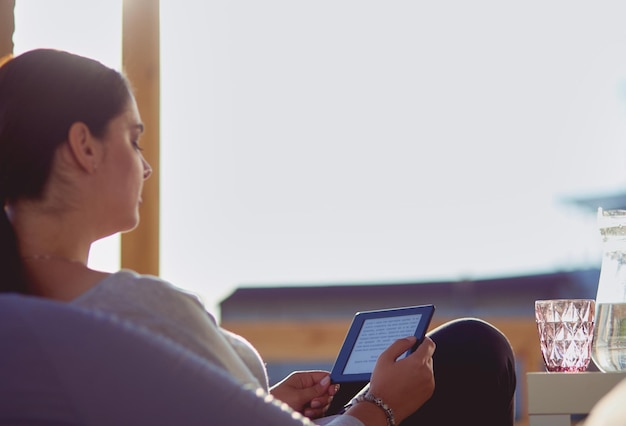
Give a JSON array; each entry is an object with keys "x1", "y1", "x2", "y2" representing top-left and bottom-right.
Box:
[{"x1": 346, "y1": 336, "x2": 436, "y2": 425}]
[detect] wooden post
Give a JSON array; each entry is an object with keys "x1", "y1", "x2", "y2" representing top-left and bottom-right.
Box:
[
  {"x1": 121, "y1": 0, "x2": 160, "y2": 275},
  {"x1": 0, "y1": 0, "x2": 15, "y2": 63}
]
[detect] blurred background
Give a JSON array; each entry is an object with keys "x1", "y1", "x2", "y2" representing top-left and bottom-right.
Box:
[
  {"x1": 159, "y1": 1, "x2": 626, "y2": 315},
  {"x1": 12, "y1": 1, "x2": 626, "y2": 313}
]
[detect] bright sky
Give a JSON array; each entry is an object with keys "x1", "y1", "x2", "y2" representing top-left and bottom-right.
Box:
[{"x1": 13, "y1": 1, "x2": 626, "y2": 316}]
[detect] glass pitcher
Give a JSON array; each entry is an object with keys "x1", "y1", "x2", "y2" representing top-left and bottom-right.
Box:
[{"x1": 591, "y1": 208, "x2": 626, "y2": 372}]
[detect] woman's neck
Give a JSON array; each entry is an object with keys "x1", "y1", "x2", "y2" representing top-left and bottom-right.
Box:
[
  {"x1": 22, "y1": 255, "x2": 109, "y2": 302},
  {"x1": 22, "y1": 253, "x2": 87, "y2": 266},
  {"x1": 8, "y1": 201, "x2": 93, "y2": 265},
  {"x1": 8, "y1": 198, "x2": 109, "y2": 301}
]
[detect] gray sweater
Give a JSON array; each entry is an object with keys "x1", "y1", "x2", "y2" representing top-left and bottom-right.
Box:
[{"x1": 71, "y1": 270, "x2": 362, "y2": 426}]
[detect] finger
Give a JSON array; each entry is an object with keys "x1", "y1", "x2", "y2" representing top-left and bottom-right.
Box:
[
  {"x1": 306, "y1": 396, "x2": 333, "y2": 420},
  {"x1": 411, "y1": 336, "x2": 436, "y2": 358},
  {"x1": 296, "y1": 375, "x2": 332, "y2": 405},
  {"x1": 310, "y1": 395, "x2": 332, "y2": 409},
  {"x1": 309, "y1": 376, "x2": 332, "y2": 402},
  {"x1": 303, "y1": 407, "x2": 327, "y2": 419},
  {"x1": 378, "y1": 336, "x2": 417, "y2": 362},
  {"x1": 301, "y1": 371, "x2": 332, "y2": 388},
  {"x1": 315, "y1": 375, "x2": 331, "y2": 393},
  {"x1": 307, "y1": 370, "x2": 332, "y2": 380}
]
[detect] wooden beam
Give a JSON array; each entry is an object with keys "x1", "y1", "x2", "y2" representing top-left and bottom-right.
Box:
[
  {"x1": 0, "y1": 0, "x2": 15, "y2": 62},
  {"x1": 121, "y1": 0, "x2": 160, "y2": 275}
]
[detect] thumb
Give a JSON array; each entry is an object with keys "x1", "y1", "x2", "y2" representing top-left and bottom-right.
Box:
[
  {"x1": 378, "y1": 336, "x2": 417, "y2": 363},
  {"x1": 300, "y1": 375, "x2": 332, "y2": 401},
  {"x1": 309, "y1": 376, "x2": 330, "y2": 399}
]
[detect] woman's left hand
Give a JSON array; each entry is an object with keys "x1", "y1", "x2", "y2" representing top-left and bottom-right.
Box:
[{"x1": 270, "y1": 370, "x2": 339, "y2": 419}]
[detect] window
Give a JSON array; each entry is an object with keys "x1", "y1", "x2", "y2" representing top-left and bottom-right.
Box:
[{"x1": 161, "y1": 3, "x2": 626, "y2": 314}]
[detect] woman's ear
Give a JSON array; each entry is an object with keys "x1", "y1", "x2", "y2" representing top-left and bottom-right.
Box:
[{"x1": 66, "y1": 122, "x2": 100, "y2": 174}]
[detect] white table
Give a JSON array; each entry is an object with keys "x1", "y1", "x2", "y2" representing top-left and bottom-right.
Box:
[{"x1": 527, "y1": 372, "x2": 626, "y2": 426}]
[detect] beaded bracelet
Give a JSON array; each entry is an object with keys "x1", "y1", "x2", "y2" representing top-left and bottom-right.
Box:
[{"x1": 355, "y1": 392, "x2": 396, "y2": 426}]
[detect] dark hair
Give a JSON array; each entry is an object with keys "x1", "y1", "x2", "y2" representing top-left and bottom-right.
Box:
[{"x1": 0, "y1": 49, "x2": 132, "y2": 293}]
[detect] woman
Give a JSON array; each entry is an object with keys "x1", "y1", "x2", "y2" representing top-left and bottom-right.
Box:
[{"x1": 0, "y1": 49, "x2": 516, "y2": 425}]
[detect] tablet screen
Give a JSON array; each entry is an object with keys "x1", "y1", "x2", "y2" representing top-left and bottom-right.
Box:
[{"x1": 342, "y1": 313, "x2": 423, "y2": 375}]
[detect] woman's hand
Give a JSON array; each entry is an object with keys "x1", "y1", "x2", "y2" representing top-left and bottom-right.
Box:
[
  {"x1": 269, "y1": 370, "x2": 339, "y2": 419},
  {"x1": 347, "y1": 336, "x2": 436, "y2": 425}
]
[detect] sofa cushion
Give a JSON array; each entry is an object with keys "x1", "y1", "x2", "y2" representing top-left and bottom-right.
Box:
[{"x1": 0, "y1": 294, "x2": 312, "y2": 425}]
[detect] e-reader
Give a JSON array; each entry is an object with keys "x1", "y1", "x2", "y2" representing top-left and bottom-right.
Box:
[{"x1": 329, "y1": 304, "x2": 435, "y2": 384}]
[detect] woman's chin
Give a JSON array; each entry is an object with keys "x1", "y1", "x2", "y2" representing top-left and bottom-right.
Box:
[
  {"x1": 125, "y1": 218, "x2": 141, "y2": 233},
  {"x1": 116, "y1": 215, "x2": 141, "y2": 235}
]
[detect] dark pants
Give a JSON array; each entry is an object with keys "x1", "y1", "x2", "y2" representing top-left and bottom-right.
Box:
[{"x1": 329, "y1": 318, "x2": 517, "y2": 426}]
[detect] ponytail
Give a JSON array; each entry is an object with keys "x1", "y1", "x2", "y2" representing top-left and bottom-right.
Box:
[
  {"x1": 0, "y1": 203, "x2": 26, "y2": 293},
  {"x1": 0, "y1": 56, "x2": 27, "y2": 293}
]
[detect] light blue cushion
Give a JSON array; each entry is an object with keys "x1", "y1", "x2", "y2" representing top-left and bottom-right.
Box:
[{"x1": 0, "y1": 294, "x2": 312, "y2": 425}]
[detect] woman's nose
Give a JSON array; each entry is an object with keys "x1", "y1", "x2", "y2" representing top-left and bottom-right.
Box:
[{"x1": 142, "y1": 156, "x2": 152, "y2": 180}]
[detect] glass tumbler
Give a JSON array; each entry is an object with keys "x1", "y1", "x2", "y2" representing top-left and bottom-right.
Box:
[{"x1": 535, "y1": 299, "x2": 595, "y2": 372}]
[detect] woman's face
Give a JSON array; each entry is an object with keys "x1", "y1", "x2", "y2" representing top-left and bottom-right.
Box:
[{"x1": 94, "y1": 96, "x2": 151, "y2": 236}]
